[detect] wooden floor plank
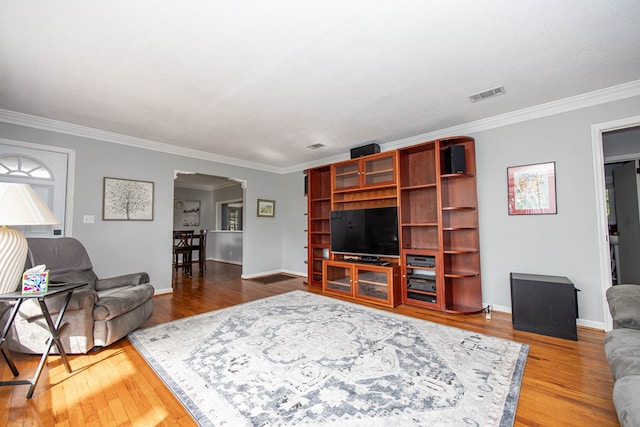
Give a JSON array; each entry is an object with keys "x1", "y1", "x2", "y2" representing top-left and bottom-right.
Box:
[{"x1": 0, "y1": 261, "x2": 618, "y2": 426}]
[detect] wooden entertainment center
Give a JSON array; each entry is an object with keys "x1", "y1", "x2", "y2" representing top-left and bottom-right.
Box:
[{"x1": 306, "y1": 136, "x2": 482, "y2": 314}]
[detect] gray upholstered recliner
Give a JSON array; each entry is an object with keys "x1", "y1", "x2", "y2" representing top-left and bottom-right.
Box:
[{"x1": 1, "y1": 237, "x2": 154, "y2": 354}]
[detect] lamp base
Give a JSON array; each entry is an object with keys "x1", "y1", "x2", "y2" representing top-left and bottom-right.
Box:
[{"x1": 0, "y1": 225, "x2": 28, "y2": 294}]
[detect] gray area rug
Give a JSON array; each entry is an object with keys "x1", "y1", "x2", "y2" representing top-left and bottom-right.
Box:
[{"x1": 129, "y1": 291, "x2": 528, "y2": 426}]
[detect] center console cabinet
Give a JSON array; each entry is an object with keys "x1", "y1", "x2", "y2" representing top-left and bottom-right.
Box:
[{"x1": 323, "y1": 260, "x2": 401, "y2": 307}]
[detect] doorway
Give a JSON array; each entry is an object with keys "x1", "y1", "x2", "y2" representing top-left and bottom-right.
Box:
[
  {"x1": 593, "y1": 117, "x2": 640, "y2": 331},
  {"x1": 173, "y1": 172, "x2": 245, "y2": 267},
  {"x1": 603, "y1": 127, "x2": 640, "y2": 285}
]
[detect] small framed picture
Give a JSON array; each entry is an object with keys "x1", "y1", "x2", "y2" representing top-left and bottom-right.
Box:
[
  {"x1": 103, "y1": 177, "x2": 154, "y2": 221},
  {"x1": 508, "y1": 162, "x2": 557, "y2": 215},
  {"x1": 257, "y1": 199, "x2": 275, "y2": 217},
  {"x1": 182, "y1": 200, "x2": 201, "y2": 226}
]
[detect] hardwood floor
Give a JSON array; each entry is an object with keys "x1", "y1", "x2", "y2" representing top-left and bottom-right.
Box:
[{"x1": 1, "y1": 261, "x2": 618, "y2": 426}]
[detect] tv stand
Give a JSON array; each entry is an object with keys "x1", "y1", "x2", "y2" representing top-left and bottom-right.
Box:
[{"x1": 323, "y1": 260, "x2": 400, "y2": 307}]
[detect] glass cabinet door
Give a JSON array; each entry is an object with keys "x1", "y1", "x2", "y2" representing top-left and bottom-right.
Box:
[
  {"x1": 324, "y1": 263, "x2": 353, "y2": 295},
  {"x1": 362, "y1": 154, "x2": 395, "y2": 187},
  {"x1": 354, "y1": 267, "x2": 391, "y2": 303},
  {"x1": 333, "y1": 162, "x2": 360, "y2": 190}
]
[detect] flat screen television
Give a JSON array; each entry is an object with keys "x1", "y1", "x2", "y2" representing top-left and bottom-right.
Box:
[{"x1": 330, "y1": 206, "x2": 400, "y2": 258}]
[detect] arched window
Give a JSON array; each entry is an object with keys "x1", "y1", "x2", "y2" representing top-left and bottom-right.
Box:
[{"x1": 0, "y1": 155, "x2": 53, "y2": 179}]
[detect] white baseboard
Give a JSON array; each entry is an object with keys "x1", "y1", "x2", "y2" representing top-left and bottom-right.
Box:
[
  {"x1": 576, "y1": 318, "x2": 604, "y2": 331},
  {"x1": 485, "y1": 302, "x2": 604, "y2": 331},
  {"x1": 209, "y1": 257, "x2": 242, "y2": 265}
]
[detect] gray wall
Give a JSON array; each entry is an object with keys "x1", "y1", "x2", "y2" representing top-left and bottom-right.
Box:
[
  {"x1": 281, "y1": 170, "x2": 308, "y2": 276},
  {"x1": 3, "y1": 93, "x2": 639, "y2": 324},
  {"x1": 603, "y1": 126, "x2": 640, "y2": 159},
  {"x1": 0, "y1": 122, "x2": 286, "y2": 293}
]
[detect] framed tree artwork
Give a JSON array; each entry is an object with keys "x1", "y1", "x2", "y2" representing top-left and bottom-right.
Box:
[
  {"x1": 507, "y1": 162, "x2": 557, "y2": 215},
  {"x1": 103, "y1": 177, "x2": 154, "y2": 220}
]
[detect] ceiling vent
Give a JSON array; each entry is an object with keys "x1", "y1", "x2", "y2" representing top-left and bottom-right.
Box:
[
  {"x1": 469, "y1": 86, "x2": 506, "y2": 103},
  {"x1": 307, "y1": 143, "x2": 326, "y2": 150}
]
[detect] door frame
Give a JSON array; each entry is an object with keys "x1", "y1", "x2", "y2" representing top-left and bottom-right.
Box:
[
  {"x1": 0, "y1": 137, "x2": 76, "y2": 236},
  {"x1": 591, "y1": 115, "x2": 640, "y2": 331}
]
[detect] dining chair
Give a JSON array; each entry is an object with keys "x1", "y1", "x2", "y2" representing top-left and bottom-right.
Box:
[
  {"x1": 173, "y1": 230, "x2": 194, "y2": 276},
  {"x1": 191, "y1": 229, "x2": 207, "y2": 273}
]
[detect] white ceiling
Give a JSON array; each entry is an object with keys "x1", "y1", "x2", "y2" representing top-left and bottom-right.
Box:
[{"x1": 1, "y1": 1, "x2": 640, "y2": 171}]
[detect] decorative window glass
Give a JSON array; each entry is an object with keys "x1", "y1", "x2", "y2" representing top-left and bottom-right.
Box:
[{"x1": 0, "y1": 155, "x2": 53, "y2": 179}]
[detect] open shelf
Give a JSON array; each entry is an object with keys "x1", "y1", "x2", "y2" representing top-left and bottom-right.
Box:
[{"x1": 399, "y1": 137, "x2": 481, "y2": 312}]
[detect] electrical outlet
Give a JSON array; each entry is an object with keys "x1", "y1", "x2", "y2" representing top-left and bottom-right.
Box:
[
  {"x1": 83, "y1": 215, "x2": 95, "y2": 224},
  {"x1": 485, "y1": 305, "x2": 492, "y2": 320}
]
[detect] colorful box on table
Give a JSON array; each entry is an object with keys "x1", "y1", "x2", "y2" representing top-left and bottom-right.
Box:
[{"x1": 22, "y1": 270, "x2": 49, "y2": 294}]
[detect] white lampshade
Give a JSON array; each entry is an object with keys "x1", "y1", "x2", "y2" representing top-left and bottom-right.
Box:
[
  {"x1": 0, "y1": 183, "x2": 60, "y2": 294},
  {"x1": 0, "y1": 183, "x2": 60, "y2": 226}
]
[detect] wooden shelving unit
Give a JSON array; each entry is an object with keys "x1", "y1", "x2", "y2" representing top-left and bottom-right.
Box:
[
  {"x1": 306, "y1": 166, "x2": 331, "y2": 286},
  {"x1": 306, "y1": 136, "x2": 482, "y2": 314},
  {"x1": 438, "y1": 138, "x2": 481, "y2": 313}
]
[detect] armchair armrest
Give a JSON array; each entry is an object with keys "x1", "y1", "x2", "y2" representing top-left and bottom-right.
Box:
[
  {"x1": 607, "y1": 284, "x2": 640, "y2": 329},
  {"x1": 17, "y1": 288, "x2": 97, "y2": 321},
  {"x1": 95, "y1": 272, "x2": 150, "y2": 291}
]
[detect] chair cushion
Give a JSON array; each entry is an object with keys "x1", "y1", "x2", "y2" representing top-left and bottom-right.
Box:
[
  {"x1": 93, "y1": 284, "x2": 154, "y2": 321},
  {"x1": 605, "y1": 328, "x2": 640, "y2": 380},
  {"x1": 607, "y1": 285, "x2": 640, "y2": 330}
]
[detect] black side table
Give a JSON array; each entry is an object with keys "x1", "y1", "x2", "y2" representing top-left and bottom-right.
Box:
[
  {"x1": 0, "y1": 282, "x2": 86, "y2": 398},
  {"x1": 510, "y1": 273, "x2": 579, "y2": 341}
]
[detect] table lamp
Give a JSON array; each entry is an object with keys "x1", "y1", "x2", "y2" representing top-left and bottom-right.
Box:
[{"x1": 0, "y1": 183, "x2": 60, "y2": 294}]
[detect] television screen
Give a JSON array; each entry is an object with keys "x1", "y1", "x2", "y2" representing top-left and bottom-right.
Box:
[{"x1": 330, "y1": 206, "x2": 399, "y2": 258}]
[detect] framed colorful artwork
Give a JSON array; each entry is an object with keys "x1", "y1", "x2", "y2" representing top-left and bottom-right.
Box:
[{"x1": 507, "y1": 162, "x2": 557, "y2": 215}]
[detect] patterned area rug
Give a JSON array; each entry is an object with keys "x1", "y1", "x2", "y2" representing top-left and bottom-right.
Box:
[{"x1": 129, "y1": 291, "x2": 528, "y2": 426}]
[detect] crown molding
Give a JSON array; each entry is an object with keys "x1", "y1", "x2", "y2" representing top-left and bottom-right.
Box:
[
  {"x1": 380, "y1": 79, "x2": 640, "y2": 153},
  {"x1": 2, "y1": 79, "x2": 639, "y2": 175},
  {"x1": 0, "y1": 109, "x2": 281, "y2": 174}
]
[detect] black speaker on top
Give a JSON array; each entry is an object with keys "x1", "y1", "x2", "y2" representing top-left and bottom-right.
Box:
[
  {"x1": 350, "y1": 143, "x2": 380, "y2": 159},
  {"x1": 443, "y1": 145, "x2": 466, "y2": 174}
]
